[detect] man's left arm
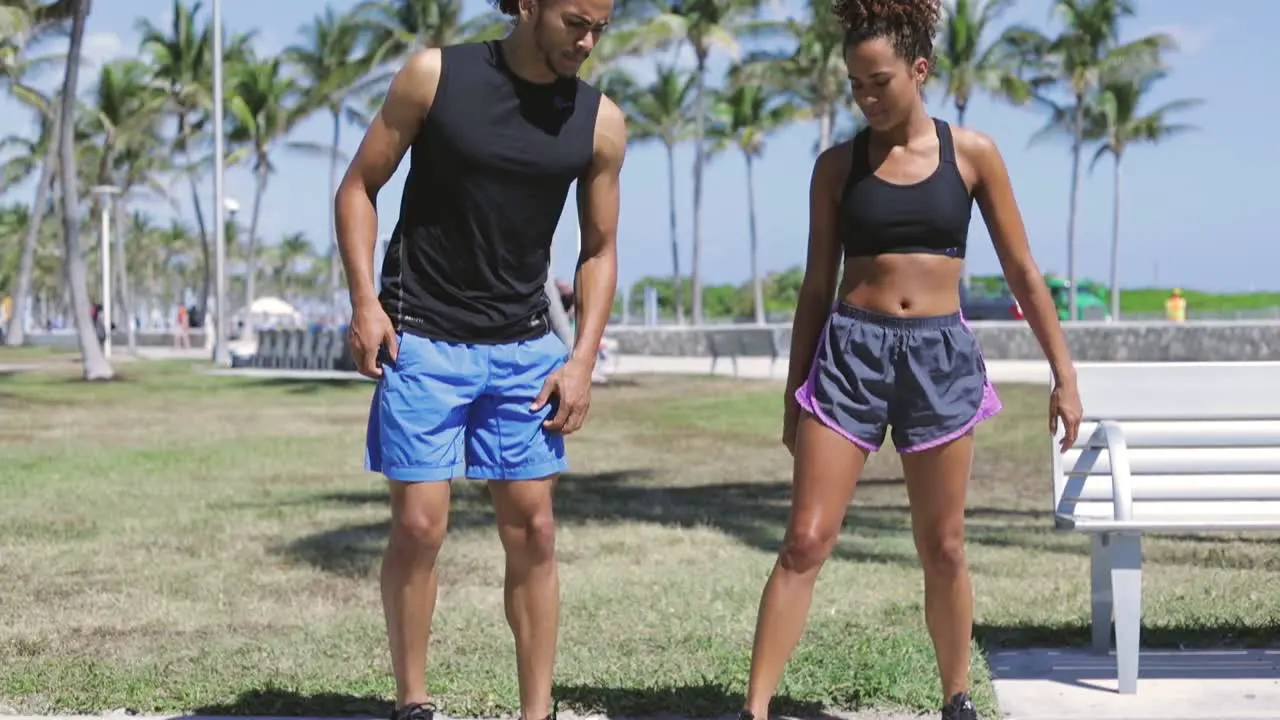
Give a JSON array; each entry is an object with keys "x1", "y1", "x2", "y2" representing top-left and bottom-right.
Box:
[{"x1": 570, "y1": 96, "x2": 627, "y2": 368}]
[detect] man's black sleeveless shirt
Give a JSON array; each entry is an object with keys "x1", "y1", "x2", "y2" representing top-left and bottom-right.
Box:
[{"x1": 377, "y1": 40, "x2": 601, "y2": 344}]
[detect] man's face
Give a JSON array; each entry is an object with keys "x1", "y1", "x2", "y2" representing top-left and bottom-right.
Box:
[{"x1": 531, "y1": 0, "x2": 613, "y2": 78}]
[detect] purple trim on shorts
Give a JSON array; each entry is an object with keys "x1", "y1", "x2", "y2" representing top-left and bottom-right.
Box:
[
  {"x1": 896, "y1": 313, "x2": 1003, "y2": 454},
  {"x1": 794, "y1": 313, "x2": 880, "y2": 453}
]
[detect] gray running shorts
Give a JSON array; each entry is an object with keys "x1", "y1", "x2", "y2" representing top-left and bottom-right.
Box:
[{"x1": 794, "y1": 302, "x2": 1003, "y2": 453}]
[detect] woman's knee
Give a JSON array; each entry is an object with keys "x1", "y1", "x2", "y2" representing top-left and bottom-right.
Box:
[
  {"x1": 779, "y1": 525, "x2": 840, "y2": 574},
  {"x1": 916, "y1": 528, "x2": 967, "y2": 577}
]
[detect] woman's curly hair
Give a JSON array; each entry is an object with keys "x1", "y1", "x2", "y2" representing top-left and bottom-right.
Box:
[{"x1": 832, "y1": 0, "x2": 940, "y2": 66}]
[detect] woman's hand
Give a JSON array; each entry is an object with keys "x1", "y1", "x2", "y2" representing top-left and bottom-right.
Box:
[
  {"x1": 1050, "y1": 377, "x2": 1083, "y2": 453},
  {"x1": 782, "y1": 396, "x2": 801, "y2": 455}
]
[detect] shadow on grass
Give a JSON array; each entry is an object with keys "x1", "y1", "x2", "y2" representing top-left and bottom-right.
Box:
[
  {"x1": 186, "y1": 683, "x2": 840, "y2": 718},
  {"x1": 551, "y1": 682, "x2": 839, "y2": 719},
  {"x1": 974, "y1": 620, "x2": 1280, "y2": 651},
  {"x1": 278, "y1": 470, "x2": 930, "y2": 577},
  {"x1": 191, "y1": 687, "x2": 391, "y2": 717}
]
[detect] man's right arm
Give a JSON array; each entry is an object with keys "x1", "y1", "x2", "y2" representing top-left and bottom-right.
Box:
[{"x1": 334, "y1": 48, "x2": 441, "y2": 309}]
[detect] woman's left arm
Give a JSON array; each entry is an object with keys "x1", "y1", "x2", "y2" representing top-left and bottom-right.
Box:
[{"x1": 962, "y1": 128, "x2": 1082, "y2": 450}]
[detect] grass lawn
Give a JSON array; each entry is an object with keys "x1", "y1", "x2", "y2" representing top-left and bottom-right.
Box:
[{"x1": 2, "y1": 359, "x2": 1278, "y2": 718}]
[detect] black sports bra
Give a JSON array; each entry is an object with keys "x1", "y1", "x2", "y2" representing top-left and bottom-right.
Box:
[{"x1": 838, "y1": 118, "x2": 974, "y2": 259}]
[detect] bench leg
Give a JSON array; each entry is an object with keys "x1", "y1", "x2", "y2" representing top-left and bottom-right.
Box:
[
  {"x1": 1110, "y1": 533, "x2": 1143, "y2": 694},
  {"x1": 1090, "y1": 534, "x2": 1113, "y2": 653}
]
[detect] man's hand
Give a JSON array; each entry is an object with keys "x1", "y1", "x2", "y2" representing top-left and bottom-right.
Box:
[
  {"x1": 348, "y1": 300, "x2": 398, "y2": 379},
  {"x1": 531, "y1": 357, "x2": 594, "y2": 435}
]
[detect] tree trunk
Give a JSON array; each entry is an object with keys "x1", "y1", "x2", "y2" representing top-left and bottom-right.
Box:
[
  {"x1": 328, "y1": 109, "x2": 342, "y2": 307},
  {"x1": 59, "y1": 0, "x2": 113, "y2": 380},
  {"x1": 745, "y1": 153, "x2": 764, "y2": 325},
  {"x1": 189, "y1": 176, "x2": 211, "y2": 321},
  {"x1": 817, "y1": 105, "x2": 832, "y2": 153},
  {"x1": 5, "y1": 113, "x2": 59, "y2": 346},
  {"x1": 664, "y1": 141, "x2": 683, "y2": 324},
  {"x1": 1108, "y1": 153, "x2": 1123, "y2": 321},
  {"x1": 116, "y1": 196, "x2": 135, "y2": 352},
  {"x1": 245, "y1": 159, "x2": 268, "y2": 315},
  {"x1": 690, "y1": 50, "x2": 707, "y2": 325},
  {"x1": 1065, "y1": 98, "x2": 1084, "y2": 321}
]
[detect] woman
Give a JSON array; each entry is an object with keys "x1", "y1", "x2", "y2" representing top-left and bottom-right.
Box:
[{"x1": 737, "y1": 1, "x2": 1083, "y2": 718}]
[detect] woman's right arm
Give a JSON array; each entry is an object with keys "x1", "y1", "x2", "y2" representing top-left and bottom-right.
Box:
[{"x1": 784, "y1": 145, "x2": 846, "y2": 403}]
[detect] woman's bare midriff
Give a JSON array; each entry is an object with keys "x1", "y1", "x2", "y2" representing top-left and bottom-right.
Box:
[{"x1": 837, "y1": 254, "x2": 964, "y2": 317}]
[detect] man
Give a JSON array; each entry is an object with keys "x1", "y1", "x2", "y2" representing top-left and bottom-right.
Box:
[{"x1": 332, "y1": 0, "x2": 625, "y2": 716}]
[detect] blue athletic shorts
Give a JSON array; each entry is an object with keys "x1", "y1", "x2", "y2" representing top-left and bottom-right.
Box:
[{"x1": 364, "y1": 330, "x2": 570, "y2": 482}]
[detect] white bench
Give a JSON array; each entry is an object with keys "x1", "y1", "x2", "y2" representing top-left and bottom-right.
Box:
[
  {"x1": 706, "y1": 327, "x2": 783, "y2": 378},
  {"x1": 1051, "y1": 361, "x2": 1280, "y2": 694}
]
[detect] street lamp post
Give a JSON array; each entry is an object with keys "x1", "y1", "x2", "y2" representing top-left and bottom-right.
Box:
[
  {"x1": 91, "y1": 185, "x2": 121, "y2": 358},
  {"x1": 211, "y1": 0, "x2": 230, "y2": 366}
]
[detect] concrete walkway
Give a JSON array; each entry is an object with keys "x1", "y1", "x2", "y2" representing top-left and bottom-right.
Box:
[{"x1": 988, "y1": 648, "x2": 1280, "y2": 719}]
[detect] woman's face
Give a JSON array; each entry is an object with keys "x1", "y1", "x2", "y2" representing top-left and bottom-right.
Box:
[{"x1": 845, "y1": 36, "x2": 929, "y2": 131}]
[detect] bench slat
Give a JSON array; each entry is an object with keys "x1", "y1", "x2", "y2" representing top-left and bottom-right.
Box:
[
  {"x1": 1074, "y1": 361, "x2": 1280, "y2": 421},
  {"x1": 1063, "y1": 446, "x2": 1280, "y2": 476},
  {"x1": 1063, "y1": 473, "x2": 1280, "y2": 501},
  {"x1": 1068, "y1": 420, "x2": 1280, "y2": 449},
  {"x1": 1057, "y1": 514, "x2": 1280, "y2": 532},
  {"x1": 1060, "y1": 499, "x2": 1280, "y2": 520}
]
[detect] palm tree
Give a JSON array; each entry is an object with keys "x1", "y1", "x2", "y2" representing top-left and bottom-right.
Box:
[
  {"x1": 0, "y1": 93, "x2": 55, "y2": 346},
  {"x1": 85, "y1": 57, "x2": 167, "y2": 353},
  {"x1": 355, "y1": 0, "x2": 507, "y2": 72},
  {"x1": 137, "y1": 0, "x2": 251, "y2": 322},
  {"x1": 634, "y1": 0, "x2": 769, "y2": 325},
  {"x1": 626, "y1": 66, "x2": 693, "y2": 324},
  {"x1": 935, "y1": 0, "x2": 1027, "y2": 127},
  {"x1": 136, "y1": 0, "x2": 214, "y2": 322},
  {"x1": 934, "y1": 0, "x2": 1026, "y2": 289},
  {"x1": 284, "y1": 7, "x2": 376, "y2": 302},
  {"x1": 710, "y1": 80, "x2": 798, "y2": 324},
  {"x1": 734, "y1": 0, "x2": 846, "y2": 152},
  {"x1": 1002, "y1": 0, "x2": 1175, "y2": 319},
  {"x1": 273, "y1": 230, "x2": 312, "y2": 297},
  {"x1": 226, "y1": 52, "x2": 303, "y2": 312},
  {"x1": 1088, "y1": 68, "x2": 1200, "y2": 320},
  {"x1": 58, "y1": 0, "x2": 113, "y2": 379},
  {"x1": 1, "y1": 2, "x2": 65, "y2": 345}
]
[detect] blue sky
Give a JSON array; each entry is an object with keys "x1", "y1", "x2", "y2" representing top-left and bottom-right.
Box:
[{"x1": 1, "y1": 0, "x2": 1274, "y2": 293}]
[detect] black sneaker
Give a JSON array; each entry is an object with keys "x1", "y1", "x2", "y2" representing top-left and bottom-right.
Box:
[
  {"x1": 736, "y1": 711, "x2": 756, "y2": 720},
  {"x1": 941, "y1": 691, "x2": 977, "y2": 720},
  {"x1": 390, "y1": 702, "x2": 436, "y2": 720}
]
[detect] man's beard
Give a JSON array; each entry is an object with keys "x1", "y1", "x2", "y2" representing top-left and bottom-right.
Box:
[
  {"x1": 534, "y1": 28, "x2": 582, "y2": 79},
  {"x1": 533, "y1": 33, "x2": 564, "y2": 79}
]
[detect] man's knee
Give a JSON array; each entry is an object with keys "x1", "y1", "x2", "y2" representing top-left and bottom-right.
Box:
[
  {"x1": 389, "y1": 484, "x2": 450, "y2": 556},
  {"x1": 496, "y1": 492, "x2": 557, "y2": 563}
]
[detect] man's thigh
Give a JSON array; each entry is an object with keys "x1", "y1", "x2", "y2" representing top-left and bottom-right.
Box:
[
  {"x1": 365, "y1": 332, "x2": 487, "y2": 482},
  {"x1": 466, "y1": 332, "x2": 570, "y2": 481}
]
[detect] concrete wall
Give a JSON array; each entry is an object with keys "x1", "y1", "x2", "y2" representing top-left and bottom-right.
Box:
[
  {"x1": 608, "y1": 321, "x2": 1280, "y2": 362},
  {"x1": 24, "y1": 329, "x2": 209, "y2": 350}
]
